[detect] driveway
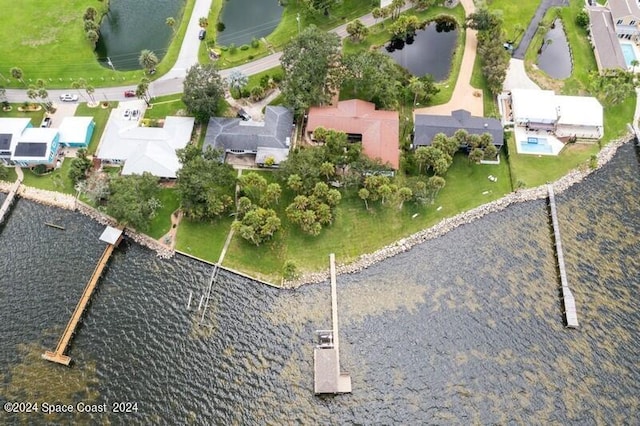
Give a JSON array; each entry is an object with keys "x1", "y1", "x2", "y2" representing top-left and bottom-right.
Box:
[
  {"x1": 503, "y1": 58, "x2": 540, "y2": 91},
  {"x1": 48, "y1": 103, "x2": 78, "y2": 128},
  {"x1": 512, "y1": 0, "x2": 569, "y2": 59}
]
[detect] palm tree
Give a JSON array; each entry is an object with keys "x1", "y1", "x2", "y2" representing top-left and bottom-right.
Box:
[
  {"x1": 226, "y1": 69, "x2": 248, "y2": 97},
  {"x1": 72, "y1": 79, "x2": 88, "y2": 101},
  {"x1": 408, "y1": 76, "x2": 425, "y2": 106},
  {"x1": 138, "y1": 50, "x2": 159, "y2": 74},
  {"x1": 136, "y1": 78, "x2": 151, "y2": 106},
  {"x1": 631, "y1": 59, "x2": 639, "y2": 73},
  {"x1": 166, "y1": 17, "x2": 176, "y2": 34},
  {"x1": 86, "y1": 29, "x2": 99, "y2": 47},
  {"x1": 358, "y1": 188, "x2": 370, "y2": 210},
  {"x1": 10, "y1": 67, "x2": 25, "y2": 86},
  {"x1": 85, "y1": 85, "x2": 96, "y2": 105},
  {"x1": 26, "y1": 86, "x2": 39, "y2": 108}
]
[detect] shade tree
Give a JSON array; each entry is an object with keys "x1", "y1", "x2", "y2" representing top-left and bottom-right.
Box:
[
  {"x1": 182, "y1": 63, "x2": 225, "y2": 122},
  {"x1": 106, "y1": 172, "x2": 162, "y2": 231}
]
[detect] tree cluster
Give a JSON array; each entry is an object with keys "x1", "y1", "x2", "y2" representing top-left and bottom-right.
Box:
[
  {"x1": 359, "y1": 175, "x2": 413, "y2": 210},
  {"x1": 175, "y1": 145, "x2": 236, "y2": 221},
  {"x1": 414, "y1": 133, "x2": 459, "y2": 176},
  {"x1": 106, "y1": 172, "x2": 161, "y2": 232},
  {"x1": 285, "y1": 181, "x2": 341, "y2": 236},
  {"x1": 232, "y1": 172, "x2": 283, "y2": 245},
  {"x1": 182, "y1": 64, "x2": 225, "y2": 123},
  {"x1": 468, "y1": 8, "x2": 510, "y2": 95},
  {"x1": 83, "y1": 6, "x2": 102, "y2": 47},
  {"x1": 68, "y1": 149, "x2": 92, "y2": 185},
  {"x1": 589, "y1": 69, "x2": 637, "y2": 105}
]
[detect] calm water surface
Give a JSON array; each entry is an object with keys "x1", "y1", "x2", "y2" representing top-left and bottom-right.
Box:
[
  {"x1": 537, "y1": 19, "x2": 572, "y2": 80},
  {"x1": 217, "y1": 0, "x2": 284, "y2": 47},
  {"x1": 1, "y1": 143, "x2": 639, "y2": 423},
  {"x1": 95, "y1": 0, "x2": 185, "y2": 70}
]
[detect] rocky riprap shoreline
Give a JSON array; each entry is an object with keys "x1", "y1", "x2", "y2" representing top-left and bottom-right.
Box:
[
  {"x1": 0, "y1": 135, "x2": 633, "y2": 285},
  {"x1": 283, "y1": 136, "x2": 632, "y2": 288},
  {"x1": 0, "y1": 185, "x2": 174, "y2": 259}
]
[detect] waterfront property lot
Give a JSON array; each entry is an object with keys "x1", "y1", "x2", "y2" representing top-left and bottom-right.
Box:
[
  {"x1": 74, "y1": 103, "x2": 115, "y2": 155},
  {"x1": 216, "y1": 154, "x2": 513, "y2": 283}
]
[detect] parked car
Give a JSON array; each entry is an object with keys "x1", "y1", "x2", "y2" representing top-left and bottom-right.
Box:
[
  {"x1": 59, "y1": 93, "x2": 78, "y2": 102},
  {"x1": 124, "y1": 90, "x2": 136, "y2": 98},
  {"x1": 199, "y1": 29, "x2": 206, "y2": 41},
  {"x1": 40, "y1": 117, "x2": 52, "y2": 128},
  {"x1": 237, "y1": 108, "x2": 251, "y2": 121}
]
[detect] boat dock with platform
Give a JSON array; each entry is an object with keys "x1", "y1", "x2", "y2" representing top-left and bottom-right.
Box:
[
  {"x1": 42, "y1": 226, "x2": 123, "y2": 366},
  {"x1": 314, "y1": 253, "x2": 352, "y2": 395},
  {"x1": 547, "y1": 185, "x2": 579, "y2": 328}
]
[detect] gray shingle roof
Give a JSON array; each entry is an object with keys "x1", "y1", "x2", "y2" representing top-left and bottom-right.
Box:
[
  {"x1": 414, "y1": 110, "x2": 503, "y2": 147},
  {"x1": 204, "y1": 106, "x2": 293, "y2": 153},
  {"x1": 588, "y1": 7, "x2": 627, "y2": 71}
]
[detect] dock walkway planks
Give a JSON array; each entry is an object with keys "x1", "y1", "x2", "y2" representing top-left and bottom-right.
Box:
[{"x1": 547, "y1": 185, "x2": 579, "y2": 328}]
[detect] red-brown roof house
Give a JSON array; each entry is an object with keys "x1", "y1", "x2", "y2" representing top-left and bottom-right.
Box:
[{"x1": 306, "y1": 99, "x2": 400, "y2": 169}]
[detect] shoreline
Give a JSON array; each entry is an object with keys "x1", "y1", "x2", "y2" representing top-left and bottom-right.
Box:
[{"x1": 0, "y1": 134, "x2": 633, "y2": 287}]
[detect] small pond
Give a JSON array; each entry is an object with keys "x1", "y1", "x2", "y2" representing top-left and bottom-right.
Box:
[
  {"x1": 217, "y1": 0, "x2": 284, "y2": 47},
  {"x1": 381, "y1": 19, "x2": 458, "y2": 81},
  {"x1": 536, "y1": 19, "x2": 572, "y2": 79},
  {"x1": 95, "y1": 0, "x2": 185, "y2": 71}
]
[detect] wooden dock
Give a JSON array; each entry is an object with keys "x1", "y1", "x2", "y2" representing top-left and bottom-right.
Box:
[
  {"x1": 547, "y1": 185, "x2": 579, "y2": 328},
  {"x1": 314, "y1": 254, "x2": 352, "y2": 394},
  {"x1": 0, "y1": 178, "x2": 22, "y2": 225},
  {"x1": 42, "y1": 227, "x2": 122, "y2": 366}
]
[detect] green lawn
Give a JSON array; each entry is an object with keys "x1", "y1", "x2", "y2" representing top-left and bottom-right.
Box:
[
  {"x1": 0, "y1": 0, "x2": 193, "y2": 88},
  {"x1": 145, "y1": 95, "x2": 187, "y2": 119},
  {"x1": 20, "y1": 160, "x2": 76, "y2": 195},
  {"x1": 487, "y1": 0, "x2": 540, "y2": 46},
  {"x1": 219, "y1": 156, "x2": 513, "y2": 283},
  {"x1": 175, "y1": 216, "x2": 233, "y2": 263},
  {"x1": 0, "y1": 104, "x2": 45, "y2": 123},
  {"x1": 505, "y1": 134, "x2": 598, "y2": 189},
  {"x1": 146, "y1": 188, "x2": 181, "y2": 239},
  {"x1": 470, "y1": 52, "x2": 499, "y2": 117},
  {"x1": 74, "y1": 103, "x2": 115, "y2": 155}
]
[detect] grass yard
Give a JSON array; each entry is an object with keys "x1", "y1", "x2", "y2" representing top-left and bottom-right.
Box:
[
  {"x1": 75, "y1": 103, "x2": 115, "y2": 155},
  {"x1": 146, "y1": 188, "x2": 181, "y2": 239},
  {"x1": 0, "y1": 0, "x2": 193, "y2": 88},
  {"x1": 505, "y1": 133, "x2": 598, "y2": 189},
  {"x1": 175, "y1": 216, "x2": 234, "y2": 264},
  {"x1": 470, "y1": 53, "x2": 499, "y2": 117},
  {"x1": 20, "y1": 160, "x2": 76, "y2": 195},
  {"x1": 219, "y1": 156, "x2": 512, "y2": 283},
  {"x1": 0, "y1": 105, "x2": 45, "y2": 123},
  {"x1": 145, "y1": 95, "x2": 187, "y2": 119},
  {"x1": 487, "y1": 0, "x2": 540, "y2": 46}
]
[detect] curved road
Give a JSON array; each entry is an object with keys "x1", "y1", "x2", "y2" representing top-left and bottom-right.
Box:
[{"x1": 4, "y1": 2, "x2": 413, "y2": 103}]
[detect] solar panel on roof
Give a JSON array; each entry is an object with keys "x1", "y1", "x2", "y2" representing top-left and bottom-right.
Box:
[
  {"x1": 14, "y1": 142, "x2": 47, "y2": 157},
  {"x1": 0, "y1": 134, "x2": 11, "y2": 150}
]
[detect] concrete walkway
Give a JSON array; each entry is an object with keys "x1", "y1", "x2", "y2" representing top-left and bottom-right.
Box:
[
  {"x1": 414, "y1": 0, "x2": 483, "y2": 117},
  {"x1": 512, "y1": 0, "x2": 569, "y2": 59}
]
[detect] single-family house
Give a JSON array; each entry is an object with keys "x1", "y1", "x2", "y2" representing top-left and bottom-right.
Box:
[
  {"x1": 11, "y1": 128, "x2": 60, "y2": 167},
  {"x1": 204, "y1": 106, "x2": 294, "y2": 167},
  {"x1": 0, "y1": 117, "x2": 31, "y2": 164},
  {"x1": 58, "y1": 116, "x2": 95, "y2": 148},
  {"x1": 413, "y1": 109, "x2": 504, "y2": 150},
  {"x1": 587, "y1": 0, "x2": 640, "y2": 72},
  {"x1": 96, "y1": 100, "x2": 195, "y2": 179},
  {"x1": 510, "y1": 89, "x2": 603, "y2": 139},
  {"x1": 608, "y1": 0, "x2": 640, "y2": 39},
  {"x1": 306, "y1": 99, "x2": 400, "y2": 169}
]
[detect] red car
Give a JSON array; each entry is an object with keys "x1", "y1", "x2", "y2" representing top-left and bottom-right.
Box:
[{"x1": 124, "y1": 90, "x2": 136, "y2": 98}]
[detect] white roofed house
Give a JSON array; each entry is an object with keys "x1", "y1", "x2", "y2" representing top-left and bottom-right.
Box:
[
  {"x1": 11, "y1": 127, "x2": 60, "y2": 167},
  {"x1": 0, "y1": 117, "x2": 31, "y2": 165},
  {"x1": 58, "y1": 116, "x2": 95, "y2": 148},
  {"x1": 510, "y1": 89, "x2": 603, "y2": 139},
  {"x1": 96, "y1": 101, "x2": 195, "y2": 179}
]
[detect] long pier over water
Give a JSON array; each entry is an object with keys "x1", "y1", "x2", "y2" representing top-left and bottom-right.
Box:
[
  {"x1": 43, "y1": 226, "x2": 123, "y2": 366},
  {"x1": 547, "y1": 185, "x2": 579, "y2": 328}
]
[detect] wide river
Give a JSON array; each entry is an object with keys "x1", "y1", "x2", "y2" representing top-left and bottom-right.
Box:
[{"x1": 1, "y1": 143, "x2": 638, "y2": 423}]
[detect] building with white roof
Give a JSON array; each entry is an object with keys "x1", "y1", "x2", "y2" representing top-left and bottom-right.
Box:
[
  {"x1": 58, "y1": 116, "x2": 95, "y2": 148},
  {"x1": 96, "y1": 101, "x2": 195, "y2": 178},
  {"x1": 0, "y1": 117, "x2": 31, "y2": 164},
  {"x1": 511, "y1": 89, "x2": 603, "y2": 139},
  {"x1": 11, "y1": 127, "x2": 60, "y2": 166}
]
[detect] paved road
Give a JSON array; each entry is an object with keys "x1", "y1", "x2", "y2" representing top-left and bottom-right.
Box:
[
  {"x1": 512, "y1": 0, "x2": 569, "y2": 60},
  {"x1": 4, "y1": 2, "x2": 413, "y2": 103}
]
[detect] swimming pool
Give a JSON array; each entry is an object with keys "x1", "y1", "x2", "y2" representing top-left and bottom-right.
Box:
[
  {"x1": 518, "y1": 137, "x2": 553, "y2": 154},
  {"x1": 621, "y1": 43, "x2": 637, "y2": 68}
]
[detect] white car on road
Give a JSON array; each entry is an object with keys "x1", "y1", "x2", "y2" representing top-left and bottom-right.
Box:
[{"x1": 59, "y1": 93, "x2": 78, "y2": 102}]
